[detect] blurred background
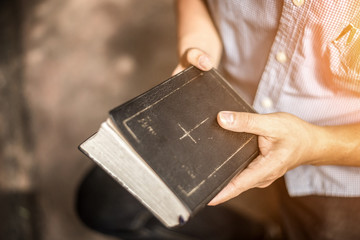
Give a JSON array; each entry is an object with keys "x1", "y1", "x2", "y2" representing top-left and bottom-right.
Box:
[{"x1": 0, "y1": 0, "x2": 280, "y2": 239}]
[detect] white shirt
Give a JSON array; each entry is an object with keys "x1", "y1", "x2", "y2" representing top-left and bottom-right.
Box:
[{"x1": 207, "y1": 0, "x2": 360, "y2": 196}]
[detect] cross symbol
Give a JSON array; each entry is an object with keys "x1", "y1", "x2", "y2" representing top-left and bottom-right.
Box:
[{"x1": 178, "y1": 117, "x2": 209, "y2": 144}]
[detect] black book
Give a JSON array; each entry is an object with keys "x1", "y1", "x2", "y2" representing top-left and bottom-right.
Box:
[{"x1": 79, "y1": 66, "x2": 259, "y2": 228}]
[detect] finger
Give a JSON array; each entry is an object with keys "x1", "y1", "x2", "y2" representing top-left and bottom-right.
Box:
[
  {"x1": 172, "y1": 64, "x2": 185, "y2": 76},
  {"x1": 172, "y1": 48, "x2": 213, "y2": 76},
  {"x1": 208, "y1": 179, "x2": 240, "y2": 206},
  {"x1": 256, "y1": 180, "x2": 276, "y2": 189},
  {"x1": 217, "y1": 111, "x2": 277, "y2": 136},
  {"x1": 208, "y1": 156, "x2": 265, "y2": 205},
  {"x1": 207, "y1": 171, "x2": 254, "y2": 206},
  {"x1": 181, "y1": 48, "x2": 213, "y2": 71}
]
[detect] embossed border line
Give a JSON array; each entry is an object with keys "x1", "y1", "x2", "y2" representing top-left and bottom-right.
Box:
[{"x1": 123, "y1": 72, "x2": 203, "y2": 143}]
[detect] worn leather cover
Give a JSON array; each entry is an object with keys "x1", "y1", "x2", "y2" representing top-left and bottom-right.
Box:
[{"x1": 110, "y1": 66, "x2": 259, "y2": 213}]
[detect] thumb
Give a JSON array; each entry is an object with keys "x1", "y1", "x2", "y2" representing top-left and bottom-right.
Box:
[
  {"x1": 187, "y1": 49, "x2": 213, "y2": 71},
  {"x1": 172, "y1": 48, "x2": 214, "y2": 75},
  {"x1": 217, "y1": 111, "x2": 273, "y2": 136}
]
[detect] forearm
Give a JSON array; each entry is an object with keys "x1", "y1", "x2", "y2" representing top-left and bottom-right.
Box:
[
  {"x1": 310, "y1": 123, "x2": 360, "y2": 166},
  {"x1": 176, "y1": 0, "x2": 222, "y2": 66}
]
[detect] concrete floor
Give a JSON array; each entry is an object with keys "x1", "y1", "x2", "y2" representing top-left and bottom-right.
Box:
[{"x1": 0, "y1": 0, "x2": 281, "y2": 239}]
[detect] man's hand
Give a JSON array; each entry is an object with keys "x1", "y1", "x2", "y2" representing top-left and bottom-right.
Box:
[
  {"x1": 172, "y1": 48, "x2": 214, "y2": 75},
  {"x1": 173, "y1": 0, "x2": 222, "y2": 75},
  {"x1": 208, "y1": 111, "x2": 322, "y2": 205}
]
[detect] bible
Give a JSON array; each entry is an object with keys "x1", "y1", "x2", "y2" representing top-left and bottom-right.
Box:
[{"x1": 79, "y1": 66, "x2": 259, "y2": 227}]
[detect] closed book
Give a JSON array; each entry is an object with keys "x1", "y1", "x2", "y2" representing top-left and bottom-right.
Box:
[{"x1": 79, "y1": 66, "x2": 259, "y2": 228}]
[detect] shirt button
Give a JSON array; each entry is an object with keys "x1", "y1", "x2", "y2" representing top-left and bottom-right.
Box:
[
  {"x1": 292, "y1": 0, "x2": 305, "y2": 7},
  {"x1": 261, "y1": 97, "x2": 273, "y2": 109},
  {"x1": 276, "y1": 51, "x2": 287, "y2": 63}
]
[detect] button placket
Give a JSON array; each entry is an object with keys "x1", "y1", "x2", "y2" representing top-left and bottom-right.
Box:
[{"x1": 253, "y1": 1, "x2": 309, "y2": 113}]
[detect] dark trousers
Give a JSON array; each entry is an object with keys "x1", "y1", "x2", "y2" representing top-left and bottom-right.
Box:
[
  {"x1": 76, "y1": 166, "x2": 267, "y2": 240},
  {"x1": 76, "y1": 166, "x2": 360, "y2": 240},
  {"x1": 277, "y1": 178, "x2": 360, "y2": 240}
]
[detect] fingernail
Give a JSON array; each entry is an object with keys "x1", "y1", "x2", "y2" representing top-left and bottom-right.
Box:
[
  {"x1": 219, "y1": 111, "x2": 234, "y2": 124},
  {"x1": 198, "y1": 55, "x2": 212, "y2": 70}
]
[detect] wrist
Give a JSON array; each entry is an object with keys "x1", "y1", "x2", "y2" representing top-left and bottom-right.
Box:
[
  {"x1": 305, "y1": 125, "x2": 332, "y2": 166},
  {"x1": 306, "y1": 124, "x2": 359, "y2": 166}
]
